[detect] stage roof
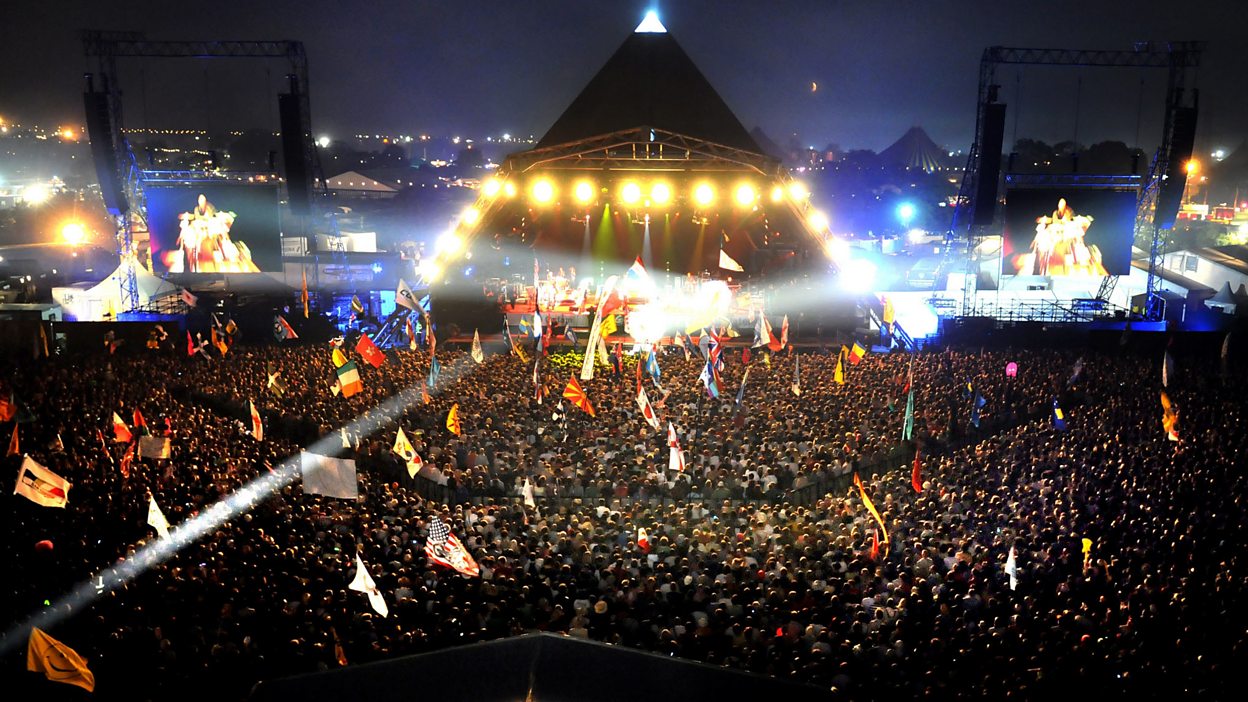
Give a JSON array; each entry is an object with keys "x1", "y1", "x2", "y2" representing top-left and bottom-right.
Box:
[{"x1": 535, "y1": 26, "x2": 761, "y2": 154}]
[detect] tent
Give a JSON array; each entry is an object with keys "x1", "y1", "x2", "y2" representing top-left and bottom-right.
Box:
[
  {"x1": 51, "y1": 264, "x2": 181, "y2": 320},
  {"x1": 1205, "y1": 281, "x2": 1237, "y2": 314}
]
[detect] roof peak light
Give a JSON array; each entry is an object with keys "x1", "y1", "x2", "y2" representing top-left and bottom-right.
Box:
[{"x1": 635, "y1": 10, "x2": 667, "y2": 33}]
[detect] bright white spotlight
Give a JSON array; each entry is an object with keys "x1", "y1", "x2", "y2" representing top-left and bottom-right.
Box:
[
  {"x1": 807, "y1": 210, "x2": 830, "y2": 232},
  {"x1": 317, "y1": 135, "x2": 331, "y2": 148},
  {"x1": 22, "y1": 184, "x2": 51, "y2": 205},
  {"x1": 531, "y1": 179, "x2": 555, "y2": 204},
  {"x1": 693, "y1": 182, "x2": 715, "y2": 207},
  {"x1": 573, "y1": 179, "x2": 595, "y2": 205},
  {"x1": 650, "y1": 182, "x2": 671, "y2": 205},
  {"x1": 824, "y1": 237, "x2": 850, "y2": 262},
  {"x1": 482, "y1": 178, "x2": 503, "y2": 198},
  {"x1": 435, "y1": 232, "x2": 463, "y2": 255},
  {"x1": 896, "y1": 202, "x2": 916, "y2": 225},
  {"x1": 734, "y1": 183, "x2": 757, "y2": 207},
  {"x1": 620, "y1": 181, "x2": 642, "y2": 205},
  {"x1": 840, "y1": 259, "x2": 877, "y2": 293},
  {"x1": 61, "y1": 222, "x2": 86, "y2": 246},
  {"x1": 418, "y1": 259, "x2": 443, "y2": 281}
]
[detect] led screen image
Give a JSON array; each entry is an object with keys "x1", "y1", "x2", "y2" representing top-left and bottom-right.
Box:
[
  {"x1": 146, "y1": 184, "x2": 281, "y2": 274},
  {"x1": 1002, "y1": 188, "x2": 1137, "y2": 276}
]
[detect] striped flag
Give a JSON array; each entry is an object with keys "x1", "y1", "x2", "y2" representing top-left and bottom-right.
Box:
[
  {"x1": 15, "y1": 456, "x2": 70, "y2": 508},
  {"x1": 849, "y1": 341, "x2": 867, "y2": 365},
  {"x1": 112, "y1": 412, "x2": 133, "y2": 443},
  {"x1": 667, "y1": 422, "x2": 685, "y2": 472},
  {"x1": 274, "y1": 315, "x2": 299, "y2": 341},
  {"x1": 562, "y1": 376, "x2": 595, "y2": 416},
  {"x1": 336, "y1": 361, "x2": 363, "y2": 397},
  {"x1": 249, "y1": 400, "x2": 263, "y2": 441},
  {"x1": 424, "y1": 516, "x2": 479, "y2": 577}
]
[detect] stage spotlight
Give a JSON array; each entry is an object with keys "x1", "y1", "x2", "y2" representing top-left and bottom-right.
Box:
[
  {"x1": 418, "y1": 259, "x2": 442, "y2": 281},
  {"x1": 460, "y1": 206, "x2": 481, "y2": 226},
  {"x1": 770, "y1": 185, "x2": 784, "y2": 203},
  {"x1": 693, "y1": 182, "x2": 715, "y2": 207},
  {"x1": 734, "y1": 183, "x2": 757, "y2": 207},
  {"x1": 435, "y1": 232, "x2": 463, "y2": 255},
  {"x1": 824, "y1": 237, "x2": 850, "y2": 262},
  {"x1": 574, "y1": 180, "x2": 596, "y2": 205},
  {"x1": 650, "y1": 182, "x2": 672, "y2": 205},
  {"x1": 788, "y1": 181, "x2": 809, "y2": 201},
  {"x1": 620, "y1": 181, "x2": 642, "y2": 205},
  {"x1": 531, "y1": 179, "x2": 555, "y2": 204},
  {"x1": 22, "y1": 183, "x2": 51, "y2": 205},
  {"x1": 482, "y1": 178, "x2": 503, "y2": 198},
  {"x1": 503, "y1": 181, "x2": 517, "y2": 198},
  {"x1": 807, "y1": 209, "x2": 830, "y2": 232},
  {"x1": 60, "y1": 222, "x2": 85, "y2": 246},
  {"x1": 840, "y1": 259, "x2": 877, "y2": 293},
  {"x1": 896, "y1": 202, "x2": 916, "y2": 225}
]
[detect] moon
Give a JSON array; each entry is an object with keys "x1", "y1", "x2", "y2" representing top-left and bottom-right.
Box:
[{"x1": 810, "y1": 81, "x2": 818, "y2": 93}]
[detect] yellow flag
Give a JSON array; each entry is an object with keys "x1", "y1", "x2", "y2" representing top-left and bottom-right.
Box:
[
  {"x1": 27, "y1": 627, "x2": 95, "y2": 692},
  {"x1": 332, "y1": 348, "x2": 348, "y2": 368},
  {"x1": 599, "y1": 314, "x2": 617, "y2": 337},
  {"x1": 882, "y1": 297, "x2": 895, "y2": 327},
  {"x1": 446, "y1": 403, "x2": 462, "y2": 436},
  {"x1": 834, "y1": 353, "x2": 845, "y2": 385},
  {"x1": 853, "y1": 473, "x2": 889, "y2": 545}
]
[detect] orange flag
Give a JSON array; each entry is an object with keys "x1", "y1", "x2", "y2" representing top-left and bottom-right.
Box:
[
  {"x1": 854, "y1": 472, "x2": 889, "y2": 546},
  {"x1": 911, "y1": 447, "x2": 922, "y2": 493},
  {"x1": 6, "y1": 424, "x2": 17, "y2": 457},
  {"x1": 301, "y1": 267, "x2": 310, "y2": 318},
  {"x1": 562, "y1": 376, "x2": 595, "y2": 417},
  {"x1": 446, "y1": 403, "x2": 462, "y2": 436}
]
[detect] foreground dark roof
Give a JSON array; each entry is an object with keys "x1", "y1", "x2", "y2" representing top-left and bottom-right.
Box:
[{"x1": 536, "y1": 29, "x2": 761, "y2": 153}]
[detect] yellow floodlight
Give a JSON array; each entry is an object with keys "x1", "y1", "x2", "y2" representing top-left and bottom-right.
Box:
[
  {"x1": 650, "y1": 182, "x2": 672, "y2": 205},
  {"x1": 807, "y1": 210, "x2": 830, "y2": 232},
  {"x1": 770, "y1": 185, "x2": 785, "y2": 203},
  {"x1": 503, "y1": 181, "x2": 517, "y2": 198},
  {"x1": 531, "y1": 178, "x2": 555, "y2": 204},
  {"x1": 734, "y1": 183, "x2": 757, "y2": 207},
  {"x1": 788, "y1": 181, "x2": 809, "y2": 201},
  {"x1": 61, "y1": 222, "x2": 86, "y2": 246},
  {"x1": 574, "y1": 179, "x2": 596, "y2": 205},
  {"x1": 460, "y1": 206, "x2": 481, "y2": 226},
  {"x1": 692, "y1": 182, "x2": 715, "y2": 207},
  {"x1": 482, "y1": 178, "x2": 503, "y2": 198},
  {"x1": 620, "y1": 181, "x2": 642, "y2": 205}
]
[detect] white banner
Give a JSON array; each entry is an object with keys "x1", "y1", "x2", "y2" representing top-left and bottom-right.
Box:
[{"x1": 300, "y1": 451, "x2": 359, "y2": 499}]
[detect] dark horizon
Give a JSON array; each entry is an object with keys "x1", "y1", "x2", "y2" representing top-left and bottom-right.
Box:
[{"x1": 1, "y1": 1, "x2": 1244, "y2": 155}]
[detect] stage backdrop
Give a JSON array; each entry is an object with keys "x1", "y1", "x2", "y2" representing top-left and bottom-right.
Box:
[
  {"x1": 146, "y1": 184, "x2": 281, "y2": 274},
  {"x1": 1002, "y1": 188, "x2": 1136, "y2": 276}
]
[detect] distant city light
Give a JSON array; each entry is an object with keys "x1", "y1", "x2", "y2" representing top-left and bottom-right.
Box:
[
  {"x1": 317, "y1": 136, "x2": 331, "y2": 148},
  {"x1": 502, "y1": 133, "x2": 511, "y2": 141}
]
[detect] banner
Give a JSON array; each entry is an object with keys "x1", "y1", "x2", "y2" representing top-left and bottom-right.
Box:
[
  {"x1": 14, "y1": 456, "x2": 70, "y2": 508},
  {"x1": 300, "y1": 451, "x2": 359, "y2": 499}
]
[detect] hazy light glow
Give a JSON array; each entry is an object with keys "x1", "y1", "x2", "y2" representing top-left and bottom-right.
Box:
[
  {"x1": 503, "y1": 181, "x2": 517, "y2": 198},
  {"x1": 22, "y1": 183, "x2": 51, "y2": 205},
  {"x1": 620, "y1": 181, "x2": 642, "y2": 205},
  {"x1": 417, "y1": 258, "x2": 443, "y2": 281},
  {"x1": 60, "y1": 222, "x2": 86, "y2": 246},
  {"x1": 650, "y1": 182, "x2": 672, "y2": 205},
  {"x1": 316, "y1": 136, "x2": 331, "y2": 148},
  {"x1": 788, "y1": 181, "x2": 809, "y2": 201},
  {"x1": 693, "y1": 182, "x2": 715, "y2": 207},
  {"x1": 770, "y1": 185, "x2": 785, "y2": 203},
  {"x1": 573, "y1": 180, "x2": 596, "y2": 205},
  {"x1": 807, "y1": 210, "x2": 830, "y2": 232},
  {"x1": 635, "y1": 10, "x2": 667, "y2": 33},
  {"x1": 435, "y1": 231, "x2": 463, "y2": 255},
  {"x1": 840, "y1": 258, "x2": 877, "y2": 293},
  {"x1": 530, "y1": 179, "x2": 555, "y2": 204},
  {"x1": 734, "y1": 183, "x2": 757, "y2": 207},
  {"x1": 896, "y1": 202, "x2": 916, "y2": 224},
  {"x1": 460, "y1": 206, "x2": 481, "y2": 226},
  {"x1": 482, "y1": 178, "x2": 503, "y2": 198}
]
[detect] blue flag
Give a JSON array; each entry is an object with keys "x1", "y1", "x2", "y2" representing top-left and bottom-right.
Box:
[
  {"x1": 646, "y1": 349, "x2": 661, "y2": 384},
  {"x1": 564, "y1": 325, "x2": 578, "y2": 345},
  {"x1": 1052, "y1": 399, "x2": 1067, "y2": 430},
  {"x1": 427, "y1": 356, "x2": 441, "y2": 388},
  {"x1": 735, "y1": 367, "x2": 750, "y2": 407},
  {"x1": 970, "y1": 392, "x2": 986, "y2": 428}
]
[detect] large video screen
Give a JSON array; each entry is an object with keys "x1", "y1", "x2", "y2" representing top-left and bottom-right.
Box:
[
  {"x1": 1003, "y1": 188, "x2": 1136, "y2": 276},
  {"x1": 146, "y1": 184, "x2": 281, "y2": 274}
]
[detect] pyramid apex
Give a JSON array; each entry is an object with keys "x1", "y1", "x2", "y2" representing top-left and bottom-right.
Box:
[{"x1": 635, "y1": 10, "x2": 667, "y2": 33}]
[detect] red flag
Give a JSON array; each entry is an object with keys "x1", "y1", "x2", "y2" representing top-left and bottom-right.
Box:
[
  {"x1": 186, "y1": 331, "x2": 195, "y2": 357},
  {"x1": 355, "y1": 334, "x2": 386, "y2": 368},
  {"x1": 424, "y1": 517, "x2": 479, "y2": 577},
  {"x1": 638, "y1": 527, "x2": 651, "y2": 552},
  {"x1": 112, "y1": 412, "x2": 133, "y2": 443},
  {"x1": 249, "y1": 400, "x2": 264, "y2": 441},
  {"x1": 870, "y1": 530, "x2": 880, "y2": 560},
  {"x1": 742, "y1": 347, "x2": 751, "y2": 365},
  {"x1": 6, "y1": 424, "x2": 17, "y2": 457},
  {"x1": 0, "y1": 394, "x2": 15, "y2": 422},
  {"x1": 132, "y1": 409, "x2": 147, "y2": 434},
  {"x1": 635, "y1": 351, "x2": 643, "y2": 393},
  {"x1": 119, "y1": 442, "x2": 134, "y2": 478},
  {"x1": 562, "y1": 376, "x2": 595, "y2": 417},
  {"x1": 911, "y1": 447, "x2": 922, "y2": 493},
  {"x1": 598, "y1": 290, "x2": 624, "y2": 317},
  {"x1": 301, "y1": 267, "x2": 310, "y2": 318}
]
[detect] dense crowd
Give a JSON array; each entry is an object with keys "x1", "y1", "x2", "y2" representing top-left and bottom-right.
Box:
[{"x1": 2, "y1": 333, "x2": 1245, "y2": 701}]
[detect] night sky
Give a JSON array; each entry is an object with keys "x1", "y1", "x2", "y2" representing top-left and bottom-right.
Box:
[{"x1": 1, "y1": 1, "x2": 1244, "y2": 153}]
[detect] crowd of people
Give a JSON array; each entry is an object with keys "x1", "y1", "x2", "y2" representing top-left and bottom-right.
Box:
[{"x1": 2, "y1": 329, "x2": 1245, "y2": 700}]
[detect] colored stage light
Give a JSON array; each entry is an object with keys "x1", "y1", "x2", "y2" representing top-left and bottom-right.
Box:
[
  {"x1": 531, "y1": 179, "x2": 555, "y2": 204},
  {"x1": 807, "y1": 209, "x2": 830, "y2": 232},
  {"x1": 60, "y1": 222, "x2": 86, "y2": 246},
  {"x1": 734, "y1": 183, "x2": 757, "y2": 207},
  {"x1": 693, "y1": 182, "x2": 715, "y2": 207},
  {"x1": 620, "y1": 181, "x2": 642, "y2": 205},
  {"x1": 435, "y1": 232, "x2": 463, "y2": 255},
  {"x1": 460, "y1": 206, "x2": 481, "y2": 226},
  {"x1": 896, "y1": 202, "x2": 916, "y2": 225},
  {"x1": 418, "y1": 259, "x2": 443, "y2": 282},
  {"x1": 650, "y1": 182, "x2": 672, "y2": 205},
  {"x1": 788, "y1": 181, "x2": 809, "y2": 201},
  {"x1": 482, "y1": 178, "x2": 503, "y2": 197},
  {"x1": 503, "y1": 181, "x2": 517, "y2": 198},
  {"x1": 770, "y1": 185, "x2": 784, "y2": 203},
  {"x1": 574, "y1": 180, "x2": 596, "y2": 205}
]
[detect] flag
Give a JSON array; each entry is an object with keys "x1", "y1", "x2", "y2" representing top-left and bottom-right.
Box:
[
  {"x1": 113, "y1": 412, "x2": 133, "y2": 443},
  {"x1": 719, "y1": 248, "x2": 745, "y2": 272},
  {"x1": 637, "y1": 386, "x2": 660, "y2": 430},
  {"x1": 1067, "y1": 357, "x2": 1084, "y2": 387},
  {"x1": 637, "y1": 527, "x2": 651, "y2": 552},
  {"x1": 14, "y1": 456, "x2": 70, "y2": 508},
  {"x1": 6, "y1": 424, "x2": 17, "y2": 457},
  {"x1": 626, "y1": 256, "x2": 650, "y2": 285},
  {"x1": 405, "y1": 451, "x2": 424, "y2": 480},
  {"x1": 599, "y1": 313, "x2": 618, "y2": 337},
  {"x1": 118, "y1": 442, "x2": 133, "y2": 477},
  {"x1": 970, "y1": 392, "x2": 986, "y2": 428},
  {"x1": 522, "y1": 478, "x2": 537, "y2": 509},
  {"x1": 249, "y1": 400, "x2": 263, "y2": 441},
  {"x1": 678, "y1": 332, "x2": 694, "y2": 360},
  {"x1": 349, "y1": 295, "x2": 364, "y2": 317},
  {"x1": 882, "y1": 297, "x2": 896, "y2": 330},
  {"x1": 471, "y1": 329, "x2": 484, "y2": 363},
  {"x1": 355, "y1": 334, "x2": 386, "y2": 368},
  {"x1": 393, "y1": 428, "x2": 417, "y2": 463},
  {"x1": 348, "y1": 553, "x2": 389, "y2": 617},
  {"x1": 274, "y1": 315, "x2": 299, "y2": 341},
  {"x1": 138, "y1": 436, "x2": 171, "y2": 459},
  {"x1": 446, "y1": 403, "x2": 462, "y2": 435},
  {"x1": 186, "y1": 330, "x2": 196, "y2": 356},
  {"x1": 752, "y1": 312, "x2": 772, "y2": 348},
  {"x1": 734, "y1": 367, "x2": 751, "y2": 408},
  {"x1": 849, "y1": 341, "x2": 867, "y2": 364},
  {"x1": 421, "y1": 384, "x2": 431, "y2": 405},
  {"x1": 428, "y1": 321, "x2": 438, "y2": 357},
  {"x1": 424, "y1": 516, "x2": 480, "y2": 577},
  {"x1": 1052, "y1": 399, "x2": 1068, "y2": 431},
  {"x1": 563, "y1": 376, "x2": 595, "y2": 416},
  {"x1": 1160, "y1": 391, "x2": 1179, "y2": 441},
  {"x1": 835, "y1": 348, "x2": 846, "y2": 385},
  {"x1": 0, "y1": 395, "x2": 14, "y2": 423},
  {"x1": 902, "y1": 389, "x2": 914, "y2": 440},
  {"x1": 406, "y1": 316, "x2": 418, "y2": 351},
  {"x1": 911, "y1": 447, "x2": 922, "y2": 493},
  {"x1": 779, "y1": 314, "x2": 790, "y2": 350},
  {"x1": 27, "y1": 628, "x2": 94, "y2": 692},
  {"x1": 147, "y1": 495, "x2": 170, "y2": 539},
  {"x1": 1005, "y1": 546, "x2": 1018, "y2": 591},
  {"x1": 1221, "y1": 331, "x2": 1232, "y2": 377},
  {"x1": 427, "y1": 356, "x2": 441, "y2": 388},
  {"x1": 598, "y1": 289, "x2": 624, "y2": 317},
  {"x1": 266, "y1": 363, "x2": 287, "y2": 396},
  {"x1": 565, "y1": 325, "x2": 578, "y2": 345},
  {"x1": 791, "y1": 354, "x2": 801, "y2": 396},
  {"x1": 1162, "y1": 350, "x2": 1174, "y2": 387},
  {"x1": 300, "y1": 451, "x2": 359, "y2": 499},
  {"x1": 211, "y1": 327, "x2": 228, "y2": 356},
  {"x1": 181, "y1": 288, "x2": 198, "y2": 308},
  {"x1": 132, "y1": 408, "x2": 148, "y2": 436},
  {"x1": 853, "y1": 473, "x2": 889, "y2": 545},
  {"x1": 667, "y1": 422, "x2": 685, "y2": 472},
  {"x1": 336, "y1": 361, "x2": 363, "y2": 397},
  {"x1": 610, "y1": 342, "x2": 623, "y2": 376},
  {"x1": 301, "y1": 267, "x2": 309, "y2": 318},
  {"x1": 699, "y1": 361, "x2": 720, "y2": 398},
  {"x1": 331, "y1": 347, "x2": 348, "y2": 368},
  {"x1": 396, "y1": 278, "x2": 419, "y2": 311},
  {"x1": 331, "y1": 627, "x2": 348, "y2": 667},
  {"x1": 645, "y1": 348, "x2": 661, "y2": 384}
]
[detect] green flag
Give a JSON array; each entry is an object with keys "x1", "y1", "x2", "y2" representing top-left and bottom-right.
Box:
[{"x1": 902, "y1": 388, "x2": 914, "y2": 441}]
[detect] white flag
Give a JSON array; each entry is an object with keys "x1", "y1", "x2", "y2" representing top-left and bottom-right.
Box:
[
  {"x1": 522, "y1": 478, "x2": 536, "y2": 509},
  {"x1": 395, "y1": 278, "x2": 419, "y2": 311},
  {"x1": 138, "y1": 436, "x2": 171, "y2": 459},
  {"x1": 471, "y1": 329, "x2": 484, "y2": 363},
  {"x1": 249, "y1": 400, "x2": 263, "y2": 442},
  {"x1": 667, "y1": 422, "x2": 685, "y2": 472},
  {"x1": 719, "y1": 249, "x2": 745, "y2": 272},
  {"x1": 348, "y1": 553, "x2": 389, "y2": 617},
  {"x1": 147, "y1": 496, "x2": 170, "y2": 539},
  {"x1": 300, "y1": 451, "x2": 359, "y2": 499},
  {"x1": 1005, "y1": 545, "x2": 1018, "y2": 591},
  {"x1": 636, "y1": 386, "x2": 661, "y2": 430},
  {"x1": 14, "y1": 456, "x2": 70, "y2": 508}
]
